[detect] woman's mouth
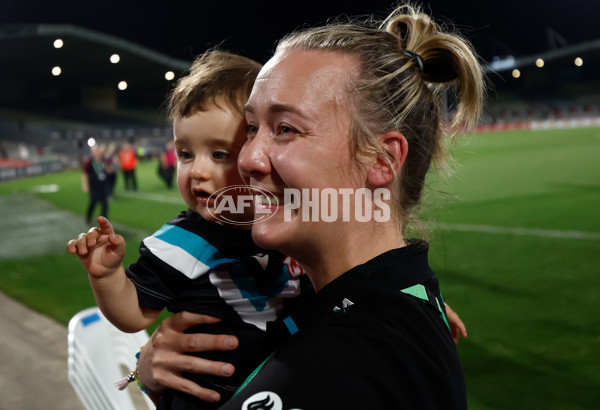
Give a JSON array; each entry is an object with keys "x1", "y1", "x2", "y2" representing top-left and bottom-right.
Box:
[
  {"x1": 254, "y1": 193, "x2": 280, "y2": 206},
  {"x1": 253, "y1": 192, "x2": 285, "y2": 214}
]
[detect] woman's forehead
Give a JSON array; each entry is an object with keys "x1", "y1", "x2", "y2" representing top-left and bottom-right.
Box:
[
  {"x1": 251, "y1": 49, "x2": 358, "y2": 109},
  {"x1": 262, "y1": 49, "x2": 357, "y2": 80}
]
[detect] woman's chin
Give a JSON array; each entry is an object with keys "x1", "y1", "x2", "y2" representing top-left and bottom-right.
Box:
[{"x1": 250, "y1": 221, "x2": 285, "y2": 250}]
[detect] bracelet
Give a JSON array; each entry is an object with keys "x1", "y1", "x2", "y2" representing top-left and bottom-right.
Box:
[{"x1": 114, "y1": 346, "x2": 151, "y2": 395}]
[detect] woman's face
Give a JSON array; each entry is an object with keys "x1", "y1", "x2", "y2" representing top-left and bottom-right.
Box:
[{"x1": 239, "y1": 48, "x2": 364, "y2": 259}]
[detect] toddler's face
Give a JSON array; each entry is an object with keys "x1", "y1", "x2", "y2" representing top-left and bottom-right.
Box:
[{"x1": 173, "y1": 106, "x2": 251, "y2": 224}]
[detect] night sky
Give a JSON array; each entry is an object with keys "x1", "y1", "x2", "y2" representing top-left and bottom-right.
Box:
[{"x1": 1, "y1": 0, "x2": 599, "y2": 65}]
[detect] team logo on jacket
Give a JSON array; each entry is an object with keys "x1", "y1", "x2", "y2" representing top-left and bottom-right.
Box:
[{"x1": 242, "y1": 391, "x2": 282, "y2": 410}]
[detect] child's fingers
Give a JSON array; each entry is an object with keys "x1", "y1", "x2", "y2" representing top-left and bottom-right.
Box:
[
  {"x1": 108, "y1": 233, "x2": 126, "y2": 256},
  {"x1": 66, "y1": 231, "x2": 92, "y2": 255},
  {"x1": 74, "y1": 232, "x2": 91, "y2": 255},
  {"x1": 85, "y1": 227, "x2": 102, "y2": 248},
  {"x1": 97, "y1": 216, "x2": 116, "y2": 236},
  {"x1": 66, "y1": 239, "x2": 78, "y2": 254}
]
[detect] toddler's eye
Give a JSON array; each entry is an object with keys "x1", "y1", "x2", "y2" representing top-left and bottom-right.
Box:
[
  {"x1": 213, "y1": 151, "x2": 228, "y2": 160},
  {"x1": 177, "y1": 150, "x2": 192, "y2": 161}
]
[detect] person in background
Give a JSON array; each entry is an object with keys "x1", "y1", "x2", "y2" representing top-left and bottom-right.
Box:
[
  {"x1": 119, "y1": 141, "x2": 138, "y2": 191},
  {"x1": 82, "y1": 144, "x2": 111, "y2": 225},
  {"x1": 137, "y1": 3, "x2": 481, "y2": 409},
  {"x1": 105, "y1": 142, "x2": 118, "y2": 199},
  {"x1": 158, "y1": 139, "x2": 176, "y2": 189}
]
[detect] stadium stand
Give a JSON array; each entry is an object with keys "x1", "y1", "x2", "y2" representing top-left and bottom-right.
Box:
[
  {"x1": 479, "y1": 41, "x2": 600, "y2": 132},
  {"x1": 0, "y1": 23, "x2": 598, "y2": 179},
  {"x1": 0, "y1": 24, "x2": 185, "y2": 180}
]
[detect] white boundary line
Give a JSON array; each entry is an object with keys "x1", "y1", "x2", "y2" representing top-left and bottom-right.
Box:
[
  {"x1": 119, "y1": 191, "x2": 184, "y2": 205},
  {"x1": 431, "y1": 222, "x2": 600, "y2": 241},
  {"x1": 117, "y1": 191, "x2": 600, "y2": 241}
]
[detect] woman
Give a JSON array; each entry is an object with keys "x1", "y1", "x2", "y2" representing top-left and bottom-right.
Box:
[{"x1": 139, "y1": 4, "x2": 482, "y2": 408}]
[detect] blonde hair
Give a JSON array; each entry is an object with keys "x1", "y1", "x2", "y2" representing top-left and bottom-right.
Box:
[
  {"x1": 275, "y1": 3, "x2": 484, "y2": 227},
  {"x1": 168, "y1": 49, "x2": 262, "y2": 121}
]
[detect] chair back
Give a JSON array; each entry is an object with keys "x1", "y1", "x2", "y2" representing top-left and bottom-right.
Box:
[{"x1": 67, "y1": 306, "x2": 154, "y2": 410}]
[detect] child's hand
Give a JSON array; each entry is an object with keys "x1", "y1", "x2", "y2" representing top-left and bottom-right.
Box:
[{"x1": 66, "y1": 216, "x2": 125, "y2": 278}]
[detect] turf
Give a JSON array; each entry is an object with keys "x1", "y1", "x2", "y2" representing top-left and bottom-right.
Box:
[
  {"x1": 423, "y1": 127, "x2": 600, "y2": 409},
  {"x1": 0, "y1": 159, "x2": 183, "y2": 332},
  {"x1": 1, "y1": 127, "x2": 599, "y2": 409}
]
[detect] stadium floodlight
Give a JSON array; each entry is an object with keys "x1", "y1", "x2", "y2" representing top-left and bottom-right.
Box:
[
  {"x1": 110, "y1": 54, "x2": 120, "y2": 64},
  {"x1": 535, "y1": 58, "x2": 545, "y2": 68},
  {"x1": 483, "y1": 38, "x2": 600, "y2": 73},
  {"x1": 52, "y1": 66, "x2": 62, "y2": 76},
  {"x1": 574, "y1": 57, "x2": 583, "y2": 66},
  {"x1": 118, "y1": 81, "x2": 128, "y2": 90},
  {"x1": 165, "y1": 71, "x2": 175, "y2": 81},
  {"x1": 53, "y1": 38, "x2": 63, "y2": 48},
  {"x1": 489, "y1": 55, "x2": 516, "y2": 72},
  {"x1": 512, "y1": 69, "x2": 521, "y2": 78}
]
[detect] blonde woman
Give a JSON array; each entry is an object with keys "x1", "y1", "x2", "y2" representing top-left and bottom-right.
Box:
[{"x1": 140, "y1": 4, "x2": 482, "y2": 408}]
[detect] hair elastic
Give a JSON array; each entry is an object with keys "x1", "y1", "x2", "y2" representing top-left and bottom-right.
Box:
[{"x1": 403, "y1": 50, "x2": 424, "y2": 72}]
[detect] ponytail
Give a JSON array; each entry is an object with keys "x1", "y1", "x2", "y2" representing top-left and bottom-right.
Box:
[{"x1": 275, "y1": 3, "x2": 485, "y2": 229}]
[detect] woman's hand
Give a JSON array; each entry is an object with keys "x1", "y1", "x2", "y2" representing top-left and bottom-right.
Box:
[
  {"x1": 445, "y1": 303, "x2": 468, "y2": 344},
  {"x1": 137, "y1": 312, "x2": 239, "y2": 404}
]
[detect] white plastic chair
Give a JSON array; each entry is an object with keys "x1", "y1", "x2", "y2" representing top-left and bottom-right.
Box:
[{"x1": 67, "y1": 306, "x2": 155, "y2": 410}]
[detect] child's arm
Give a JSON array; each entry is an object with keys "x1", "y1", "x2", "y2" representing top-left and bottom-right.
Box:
[{"x1": 67, "y1": 216, "x2": 161, "y2": 332}]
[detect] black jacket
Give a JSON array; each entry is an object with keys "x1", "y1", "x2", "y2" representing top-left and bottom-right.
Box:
[{"x1": 220, "y1": 241, "x2": 467, "y2": 410}]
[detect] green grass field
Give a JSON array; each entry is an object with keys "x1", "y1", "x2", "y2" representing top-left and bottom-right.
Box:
[{"x1": 1, "y1": 127, "x2": 599, "y2": 409}]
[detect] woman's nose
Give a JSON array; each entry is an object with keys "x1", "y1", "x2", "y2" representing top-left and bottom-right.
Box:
[{"x1": 238, "y1": 135, "x2": 271, "y2": 179}]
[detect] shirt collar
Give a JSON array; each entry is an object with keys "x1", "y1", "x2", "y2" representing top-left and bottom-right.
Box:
[{"x1": 267, "y1": 240, "x2": 435, "y2": 342}]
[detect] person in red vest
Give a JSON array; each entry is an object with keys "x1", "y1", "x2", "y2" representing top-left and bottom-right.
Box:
[{"x1": 119, "y1": 142, "x2": 138, "y2": 191}]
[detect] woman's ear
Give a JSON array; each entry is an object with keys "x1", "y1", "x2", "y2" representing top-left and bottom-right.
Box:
[{"x1": 367, "y1": 131, "x2": 408, "y2": 187}]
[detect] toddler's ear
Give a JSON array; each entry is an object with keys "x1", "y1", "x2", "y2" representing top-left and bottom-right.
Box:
[{"x1": 367, "y1": 131, "x2": 408, "y2": 186}]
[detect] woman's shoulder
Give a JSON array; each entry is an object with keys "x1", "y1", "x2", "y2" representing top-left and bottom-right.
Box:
[
  {"x1": 299, "y1": 289, "x2": 448, "y2": 347},
  {"x1": 223, "y1": 298, "x2": 464, "y2": 409},
  {"x1": 275, "y1": 290, "x2": 461, "y2": 390}
]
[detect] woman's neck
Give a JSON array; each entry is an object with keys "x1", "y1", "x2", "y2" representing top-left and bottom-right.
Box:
[{"x1": 296, "y1": 223, "x2": 406, "y2": 292}]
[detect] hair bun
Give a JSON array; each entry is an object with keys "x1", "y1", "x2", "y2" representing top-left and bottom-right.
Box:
[{"x1": 421, "y1": 53, "x2": 459, "y2": 83}]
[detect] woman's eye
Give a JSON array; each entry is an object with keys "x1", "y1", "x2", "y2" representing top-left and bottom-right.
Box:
[
  {"x1": 246, "y1": 124, "x2": 258, "y2": 138},
  {"x1": 213, "y1": 151, "x2": 228, "y2": 160},
  {"x1": 277, "y1": 124, "x2": 300, "y2": 139}
]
